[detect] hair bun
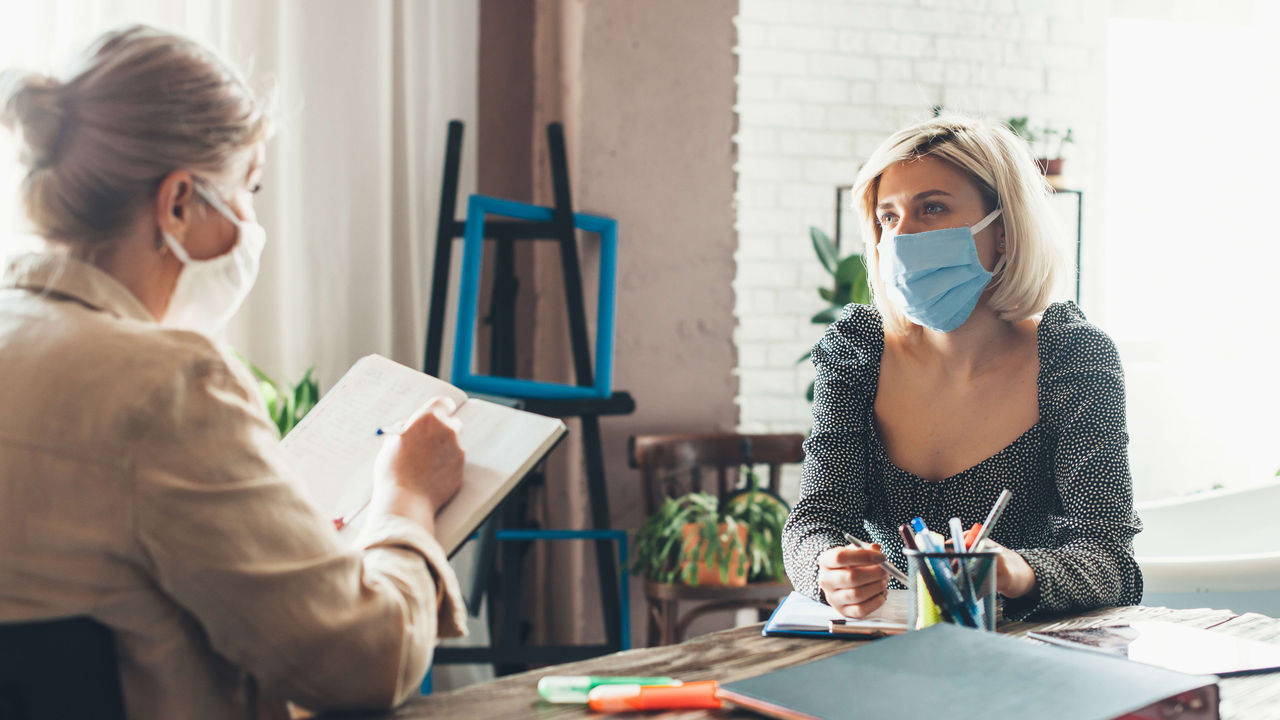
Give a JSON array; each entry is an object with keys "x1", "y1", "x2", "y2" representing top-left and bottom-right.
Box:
[{"x1": 0, "y1": 70, "x2": 67, "y2": 169}]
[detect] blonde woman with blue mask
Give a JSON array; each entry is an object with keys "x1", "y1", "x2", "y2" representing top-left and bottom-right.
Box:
[
  {"x1": 782, "y1": 115, "x2": 1142, "y2": 622},
  {"x1": 0, "y1": 26, "x2": 467, "y2": 719}
]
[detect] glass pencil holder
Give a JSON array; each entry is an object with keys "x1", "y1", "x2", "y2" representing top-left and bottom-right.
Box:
[{"x1": 904, "y1": 548, "x2": 999, "y2": 632}]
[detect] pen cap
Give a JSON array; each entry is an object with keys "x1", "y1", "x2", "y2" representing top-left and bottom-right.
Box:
[
  {"x1": 963, "y1": 524, "x2": 982, "y2": 549},
  {"x1": 587, "y1": 681, "x2": 721, "y2": 712},
  {"x1": 538, "y1": 676, "x2": 593, "y2": 703}
]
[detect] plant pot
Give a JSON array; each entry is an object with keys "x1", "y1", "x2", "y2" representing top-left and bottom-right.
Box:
[
  {"x1": 1035, "y1": 157, "x2": 1064, "y2": 177},
  {"x1": 681, "y1": 522, "x2": 749, "y2": 587}
]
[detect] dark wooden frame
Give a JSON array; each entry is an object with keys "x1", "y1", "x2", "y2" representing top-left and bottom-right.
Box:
[{"x1": 424, "y1": 120, "x2": 633, "y2": 670}]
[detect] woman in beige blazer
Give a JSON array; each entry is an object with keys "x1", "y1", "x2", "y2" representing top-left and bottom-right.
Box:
[{"x1": 0, "y1": 26, "x2": 467, "y2": 719}]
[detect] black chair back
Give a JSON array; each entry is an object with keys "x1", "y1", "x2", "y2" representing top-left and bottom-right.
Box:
[{"x1": 0, "y1": 617, "x2": 126, "y2": 720}]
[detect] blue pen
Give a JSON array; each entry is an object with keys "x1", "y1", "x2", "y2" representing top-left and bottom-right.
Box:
[{"x1": 910, "y1": 518, "x2": 976, "y2": 628}]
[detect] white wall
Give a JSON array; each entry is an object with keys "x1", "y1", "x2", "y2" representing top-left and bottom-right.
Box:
[
  {"x1": 735, "y1": 0, "x2": 1280, "y2": 502},
  {"x1": 1102, "y1": 0, "x2": 1280, "y2": 500}
]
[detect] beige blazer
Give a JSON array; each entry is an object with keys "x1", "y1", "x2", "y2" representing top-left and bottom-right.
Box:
[{"x1": 0, "y1": 253, "x2": 467, "y2": 719}]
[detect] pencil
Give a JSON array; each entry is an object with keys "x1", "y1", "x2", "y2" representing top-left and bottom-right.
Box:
[
  {"x1": 969, "y1": 489, "x2": 1013, "y2": 550},
  {"x1": 843, "y1": 532, "x2": 910, "y2": 586}
]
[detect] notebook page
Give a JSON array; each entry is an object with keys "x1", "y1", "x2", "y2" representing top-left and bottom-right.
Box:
[
  {"x1": 280, "y1": 355, "x2": 469, "y2": 520},
  {"x1": 437, "y1": 397, "x2": 565, "y2": 551},
  {"x1": 769, "y1": 590, "x2": 908, "y2": 631}
]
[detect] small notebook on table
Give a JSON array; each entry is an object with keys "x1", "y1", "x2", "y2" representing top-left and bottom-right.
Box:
[
  {"x1": 764, "y1": 591, "x2": 909, "y2": 638},
  {"x1": 278, "y1": 354, "x2": 567, "y2": 554}
]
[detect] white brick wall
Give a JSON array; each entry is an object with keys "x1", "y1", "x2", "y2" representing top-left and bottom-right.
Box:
[{"x1": 733, "y1": 0, "x2": 1108, "y2": 499}]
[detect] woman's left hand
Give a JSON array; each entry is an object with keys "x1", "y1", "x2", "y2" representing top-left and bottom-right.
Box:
[{"x1": 984, "y1": 539, "x2": 1037, "y2": 599}]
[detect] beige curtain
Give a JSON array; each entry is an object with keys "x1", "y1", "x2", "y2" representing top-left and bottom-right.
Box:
[{"x1": 1, "y1": 0, "x2": 479, "y2": 389}]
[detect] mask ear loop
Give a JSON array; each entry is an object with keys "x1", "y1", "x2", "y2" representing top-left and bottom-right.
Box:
[
  {"x1": 971, "y1": 207, "x2": 1002, "y2": 234},
  {"x1": 160, "y1": 231, "x2": 193, "y2": 264},
  {"x1": 193, "y1": 182, "x2": 241, "y2": 225},
  {"x1": 973, "y1": 207, "x2": 1006, "y2": 276}
]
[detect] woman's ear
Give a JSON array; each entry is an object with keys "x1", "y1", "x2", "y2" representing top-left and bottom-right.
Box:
[{"x1": 154, "y1": 170, "x2": 196, "y2": 246}]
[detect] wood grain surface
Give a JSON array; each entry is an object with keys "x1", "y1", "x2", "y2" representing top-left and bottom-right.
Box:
[{"x1": 318, "y1": 606, "x2": 1280, "y2": 720}]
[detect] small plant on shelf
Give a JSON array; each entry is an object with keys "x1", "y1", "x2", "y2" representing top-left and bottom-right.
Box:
[
  {"x1": 631, "y1": 468, "x2": 789, "y2": 586},
  {"x1": 1006, "y1": 116, "x2": 1074, "y2": 177}
]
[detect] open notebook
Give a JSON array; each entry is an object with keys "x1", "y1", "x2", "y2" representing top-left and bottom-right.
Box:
[
  {"x1": 278, "y1": 354, "x2": 567, "y2": 554},
  {"x1": 764, "y1": 590, "x2": 909, "y2": 637}
]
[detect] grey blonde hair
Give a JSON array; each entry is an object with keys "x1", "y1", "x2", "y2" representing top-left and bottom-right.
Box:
[
  {"x1": 0, "y1": 25, "x2": 269, "y2": 243},
  {"x1": 853, "y1": 114, "x2": 1066, "y2": 335}
]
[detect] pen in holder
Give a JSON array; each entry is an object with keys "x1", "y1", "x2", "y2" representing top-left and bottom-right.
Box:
[{"x1": 904, "y1": 547, "x2": 998, "y2": 631}]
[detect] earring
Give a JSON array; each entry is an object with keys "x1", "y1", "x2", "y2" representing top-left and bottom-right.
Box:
[{"x1": 998, "y1": 241, "x2": 1006, "y2": 249}]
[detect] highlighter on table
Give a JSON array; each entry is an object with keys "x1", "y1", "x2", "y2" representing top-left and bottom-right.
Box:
[
  {"x1": 537, "y1": 676, "x2": 678, "y2": 704},
  {"x1": 586, "y1": 680, "x2": 721, "y2": 712}
]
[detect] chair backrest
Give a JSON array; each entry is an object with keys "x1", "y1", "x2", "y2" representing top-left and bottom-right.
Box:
[
  {"x1": 627, "y1": 433, "x2": 805, "y2": 516},
  {"x1": 0, "y1": 617, "x2": 127, "y2": 720}
]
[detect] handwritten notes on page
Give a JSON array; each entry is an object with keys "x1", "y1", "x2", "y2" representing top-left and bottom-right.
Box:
[{"x1": 279, "y1": 354, "x2": 565, "y2": 553}]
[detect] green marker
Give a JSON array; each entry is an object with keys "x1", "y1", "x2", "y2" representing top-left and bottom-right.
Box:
[{"x1": 537, "y1": 675, "x2": 679, "y2": 704}]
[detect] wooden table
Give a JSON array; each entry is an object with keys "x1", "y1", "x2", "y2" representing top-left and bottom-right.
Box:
[{"x1": 326, "y1": 605, "x2": 1280, "y2": 719}]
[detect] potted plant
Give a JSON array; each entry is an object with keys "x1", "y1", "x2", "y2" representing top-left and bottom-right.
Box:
[
  {"x1": 1007, "y1": 116, "x2": 1074, "y2": 178},
  {"x1": 632, "y1": 470, "x2": 789, "y2": 587},
  {"x1": 236, "y1": 353, "x2": 322, "y2": 438},
  {"x1": 797, "y1": 225, "x2": 872, "y2": 401}
]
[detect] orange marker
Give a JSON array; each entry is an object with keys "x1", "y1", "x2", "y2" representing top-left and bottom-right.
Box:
[
  {"x1": 587, "y1": 680, "x2": 721, "y2": 712},
  {"x1": 963, "y1": 523, "x2": 982, "y2": 550}
]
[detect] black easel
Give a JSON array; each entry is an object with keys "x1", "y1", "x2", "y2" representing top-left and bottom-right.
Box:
[{"x1": 424, "y1": 121, "x2": 634, "y2": 670}]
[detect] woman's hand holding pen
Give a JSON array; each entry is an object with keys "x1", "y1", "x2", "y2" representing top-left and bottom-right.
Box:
[
  {"x1": 817, "y1": 543, "x2": 889, "y2": 618},
  {"x1": 369, "y1": 396, "x2": 465, "y2": 534},
  {"x1": 944, "y1": 534, "x2": 1037, "y2": 600}
]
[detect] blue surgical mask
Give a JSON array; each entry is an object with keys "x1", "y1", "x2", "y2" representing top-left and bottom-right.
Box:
[{"x1": 876, "y1": 207, "x2": 1003, "y2": 333}]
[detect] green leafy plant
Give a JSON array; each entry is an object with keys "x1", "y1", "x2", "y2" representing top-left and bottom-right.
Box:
[
  {"x1": 1006, "y1": 116, "x2": 1074, "y2": 160},
  {"x1": 798, "y1": 226, "x2": 872, "y2": 401},
  {"x1": 236, "y1": 353, "x2": 321, "y2": 438},
  {"x1": 723, "y1": 485, "x2": 789, "y2": 584},
  {"x1": 631, "y1": 468, "x2": 790, "y2": 586}
]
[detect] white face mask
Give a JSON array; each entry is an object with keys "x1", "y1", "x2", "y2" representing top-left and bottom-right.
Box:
[{"x1": 161, "y1": 184, "x2": 266, "y2": 336}]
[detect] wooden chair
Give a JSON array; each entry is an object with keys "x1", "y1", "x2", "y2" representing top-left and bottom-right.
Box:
[{"x1": 628, "y1": 433, "x2": 804, "y2": 646}]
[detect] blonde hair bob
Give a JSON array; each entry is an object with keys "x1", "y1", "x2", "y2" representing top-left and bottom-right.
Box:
[
  {"x1": 853, "y1": 114, "x2": 1066, "y2": 335},
  {"x1": 0, "y1": 25, "x2": 270, "y2": 243}
]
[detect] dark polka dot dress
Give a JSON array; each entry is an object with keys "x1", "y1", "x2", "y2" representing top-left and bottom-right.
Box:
[{"x1": 782, "y1": 301, "x2": 1144, "y2": 620}]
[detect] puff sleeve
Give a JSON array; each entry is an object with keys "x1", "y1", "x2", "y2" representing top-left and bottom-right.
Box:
[
  {"x1": 782, "y1": 304, "x2": 884, "y2": 602},
  {"x1": 1002, "y1": 303, "x2": 1144, "y2": 619}
]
